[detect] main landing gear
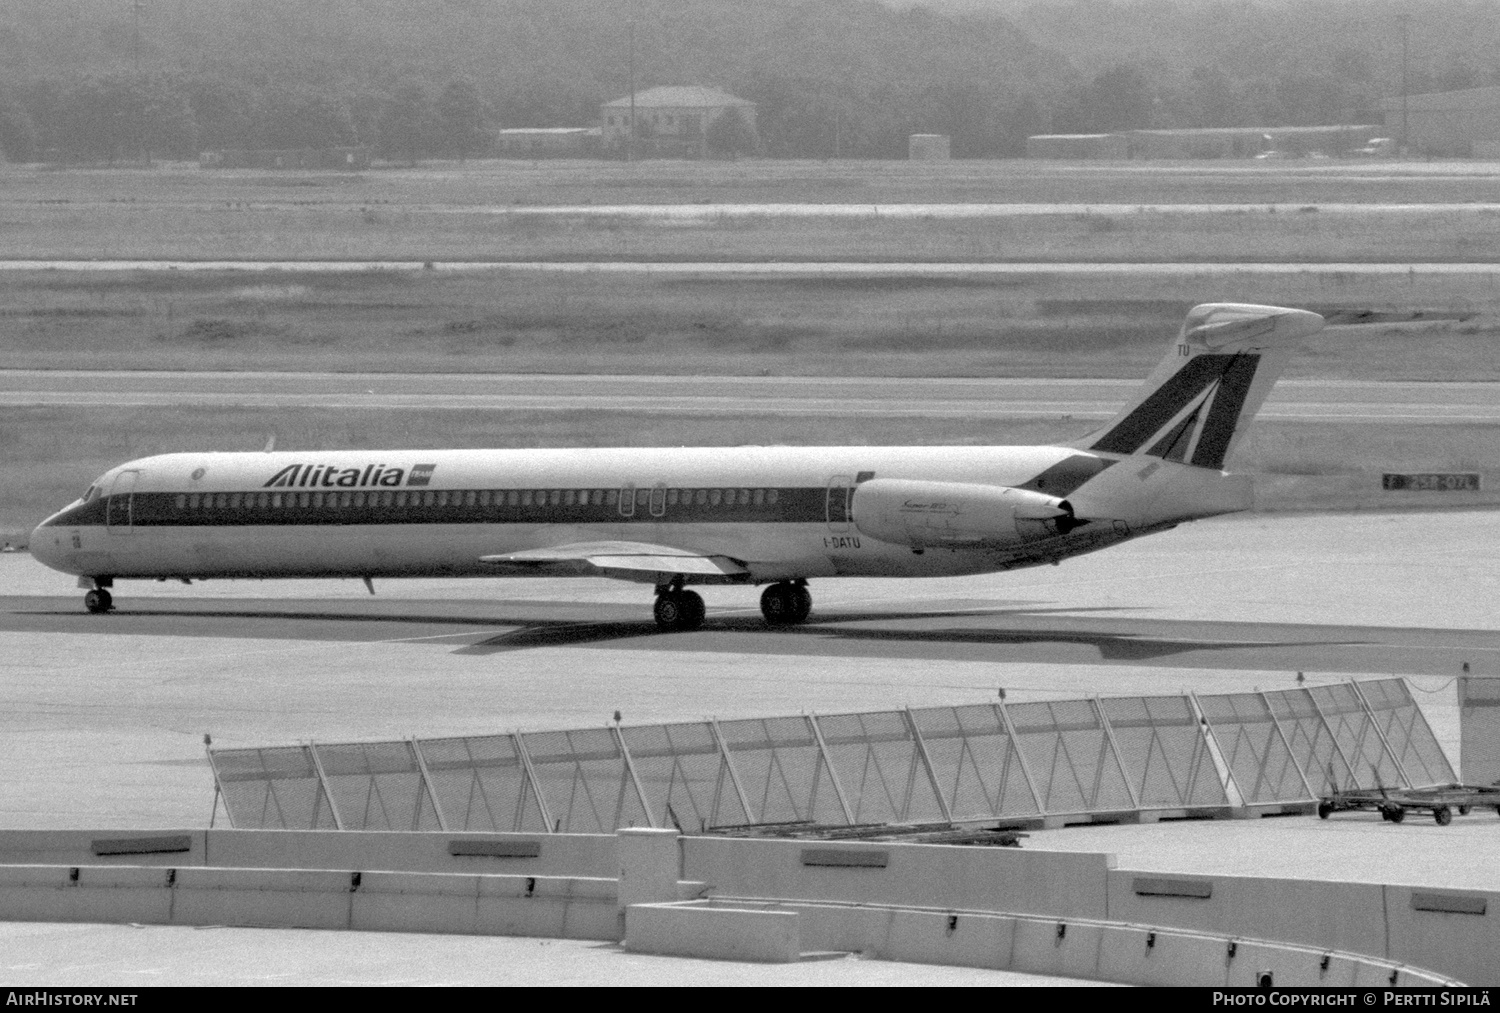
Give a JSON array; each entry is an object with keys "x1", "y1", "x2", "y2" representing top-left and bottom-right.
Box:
[
  {"x1": 651, "y1": 579, "x2": 813, "y2": 631},
  {"x1": 653, "y1": 583, "x2": 706, "y2": 632},
  {"x1": 760, "y1": 581, "x2": 811, "y2": 626},
  {"x1": 84, "y1": 588, "x2": 114, "y2": 614}
]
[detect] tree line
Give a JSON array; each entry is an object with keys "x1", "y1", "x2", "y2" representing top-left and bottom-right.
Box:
[
  {"x1": 0, "y1": 0, "x2": 1491, "y2": 164},
  {"x1": 0, "y1": 73, "x2": 489, "y2": 164}
]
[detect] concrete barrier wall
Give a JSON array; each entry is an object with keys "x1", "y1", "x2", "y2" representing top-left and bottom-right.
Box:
[
  {"x1": 627, "y1": 899, "x2": 1456, "y2": 986},
  {"x1": 1106, "y1": 870, "x2": 1390, "y2": 959},
  {"x1": 1384, "y1": 885, "x2": 1499, "y2": 988},
  {"x1": 0, "y1": 864, "x2": 621, "y2": 941},
  {"x1": 1106, "y1": 870, "x2": 1499, "y2": 986},
  {"x1": 0, "y1": 830, "x2": 617, "y2": 879},
  {"x1": 203, "y1": 830, "x2": 617, "y2": 878},
  {"x1": 2, "y1": 830, "x2": 1488, "y2": 985},
  {"x1": 349, "y1": 870, "x2": 620, "y2": 940},
  {"x1": 0, "y1": 830, "x2": 206, "y2": 867},
  {"x1": 627, "y1": 902, "x2": 800, "y2": 963},
  {"x1": 0, "y1": 865, "x2": 177, "y2": 925},
  {"x1": 680, "y1": 836, "x2": 1112, "y2": 920}
]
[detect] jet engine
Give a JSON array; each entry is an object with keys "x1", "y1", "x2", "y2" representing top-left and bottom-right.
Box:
[{"x1": 850, "y1": 478, "x2": 1078, "y2": 548}]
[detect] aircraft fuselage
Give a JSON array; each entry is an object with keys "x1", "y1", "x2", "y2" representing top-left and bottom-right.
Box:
[{"x1": 30, "y1": 442, "x2": 1228, "y2": 587}]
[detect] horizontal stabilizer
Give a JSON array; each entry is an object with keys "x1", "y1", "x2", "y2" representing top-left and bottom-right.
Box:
[
  {"x1": 481, "y1": 540, "x2": 749, "y2": 578},
  {"x1": 1308, "y1": 307, "x2": 1477, "y2": 327},
  {"x1": 1078, "y1": 303, "x2": 1323, "y2": 470}
]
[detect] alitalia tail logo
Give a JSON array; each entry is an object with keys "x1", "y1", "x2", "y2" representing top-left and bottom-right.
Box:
[{"x1": 263, "y1": 463, "x2": 437, "y2": 488}]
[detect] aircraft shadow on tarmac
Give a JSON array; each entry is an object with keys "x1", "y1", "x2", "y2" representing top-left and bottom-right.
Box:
[
  {"x1": 9, "y1": 601, "x2": 1364, "y2": 662},
  {"x1": 453, "y1": 608, "x2": 1357, "y2": 661},
  {"x1": 447, "y1": 606, "x2": 1139, "y2": 653},
  {"x1": 6, "y1": 601, "x2": 1112, "y2": 640}
]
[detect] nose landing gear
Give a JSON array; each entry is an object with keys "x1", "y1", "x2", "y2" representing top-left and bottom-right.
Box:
[
  {"x1": 760, "y1": 581, "x2": 811, "y2": 626},
  {"x1": 84, "y1": 588, "x2": 114, "y2": 614}
]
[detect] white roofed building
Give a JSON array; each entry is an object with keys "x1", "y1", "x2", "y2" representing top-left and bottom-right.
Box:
[{"x1": 601, "y1": 86, "x2": 757, "y2": 158}]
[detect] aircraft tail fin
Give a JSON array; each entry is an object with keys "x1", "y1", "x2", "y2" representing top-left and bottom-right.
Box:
[{"x1": 1075, "y1": 303, "x2": 1325, "y2": 470}]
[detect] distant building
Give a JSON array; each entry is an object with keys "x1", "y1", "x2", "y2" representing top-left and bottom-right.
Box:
[
  {"x1": 200, "y1": 147, "x2": 372, "y2": 170},
  {"x1": 1382, "y1": 85, "x2": 1500, "y2": 157},
  {"x1": 1026, "y1": 125, "x2": 1376, "y2": 160},
  {"x1": 1258, "y1": 125, "x2": 1379, "y2": 157},
  {"x1": 1124, "y1": 125, "x2": 1373, "y2": 159},
  {"x1": 908, "y1": 134, "x2": 951, "y2": 160},
  {"x1": 1025, "y1": 134, "x2": 1129, "y2": 159},
  {"x1": 601, "y1": 86, "x2": 757, "y2": 158},
  {"x1": 1123, "y1": 128, "x2": 1268, "y2": 159},
  {"x1": 496, "y1": 128, "x2": 601, "y2": 159}
]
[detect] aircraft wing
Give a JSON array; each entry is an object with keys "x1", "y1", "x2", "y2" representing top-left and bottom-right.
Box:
[{"x1": 479, "y1": 540, "x2": 750, "y2": 579}]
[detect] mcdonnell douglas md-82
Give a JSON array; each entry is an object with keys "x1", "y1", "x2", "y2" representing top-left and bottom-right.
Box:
[{"x1": 30, "y1": 302, "x2": 1357, "y2": 629}]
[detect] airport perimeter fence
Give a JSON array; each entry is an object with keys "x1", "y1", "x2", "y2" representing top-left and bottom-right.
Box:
[{"x1": 207, "y1": 678, "x2": 1454, "y2": 833}]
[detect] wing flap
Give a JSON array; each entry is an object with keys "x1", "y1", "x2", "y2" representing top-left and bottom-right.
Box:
[{"x1": 480, "y1": 540, "x2": 749, "y2": 578}]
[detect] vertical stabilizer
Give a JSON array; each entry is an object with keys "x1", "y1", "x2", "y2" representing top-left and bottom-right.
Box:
[{"x1": 1078, "y1": 303, "x2": 1325, "y2": 469}]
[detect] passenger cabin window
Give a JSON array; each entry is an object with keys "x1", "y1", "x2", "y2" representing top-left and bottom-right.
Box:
[{"x1": 153, "y1": 484, "x2": 794, "y2": 525}]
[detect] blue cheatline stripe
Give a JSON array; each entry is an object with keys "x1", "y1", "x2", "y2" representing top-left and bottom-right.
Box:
[{"x1": 51, "y1": 487, "x2": 832, "y2": 528}]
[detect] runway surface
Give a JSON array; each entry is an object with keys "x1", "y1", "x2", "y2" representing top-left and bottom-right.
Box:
[
  {"x1": 2, "y1": 508, "x2": 1496, "y2": 984},
  {"x1": 8, "y1": 258, "x2": 1500, "y2": 275},
  {"x1": 486, "y1": 202, "x2": 1500, "y2": 218},
  {"x1": 4, "y1": 370, "x2": 1497, "y2": 422}
]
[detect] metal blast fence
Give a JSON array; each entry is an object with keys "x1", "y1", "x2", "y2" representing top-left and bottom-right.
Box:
[{"x1": 209, "y1": 677, "x2": 1452, "y2": 832}]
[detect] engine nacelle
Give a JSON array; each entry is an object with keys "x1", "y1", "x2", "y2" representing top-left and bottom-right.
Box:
[{"x1": 850, "y1": 478, "x2": 1077, "y2": 548}]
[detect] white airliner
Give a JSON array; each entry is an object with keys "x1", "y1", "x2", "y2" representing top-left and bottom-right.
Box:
[{"x1": 31, "y1": 302, "x2": 1330, "y2": 629}]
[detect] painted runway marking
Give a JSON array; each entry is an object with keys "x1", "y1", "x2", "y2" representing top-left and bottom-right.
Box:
[
  {"x1": 5, "y1": 258, "x2": 1500, "y2": 275},
  {"x1": 2, "y1": 391, "x2": 1495, "y2": 421}
]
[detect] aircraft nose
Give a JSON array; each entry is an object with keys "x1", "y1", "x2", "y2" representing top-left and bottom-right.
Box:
[{"x1": 28, "y1": 514, "x2": 69, "y2": 572}]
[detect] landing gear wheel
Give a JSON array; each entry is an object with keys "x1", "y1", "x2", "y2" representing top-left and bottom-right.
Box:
[
  {"x1": 653, "y1": 591, "x2": 704, "y2": 632},
  {"x1": 1317, "y1": 801, "x2": 1334, "y2": 820},
  {"x1": 1382, "y1": 805, "x2": 1405, "y2": 824},
  {"x1": 678, "y1": 591, "x2": 705, "y2": 630},
  {"x1": 84, "y1": 588, "x2": 113, "y2": 614},
  {"x1": 760, "y1": 582, "x2": 811, "y2": 626},
  {"x1": 792, "y1": 584, "x2": 812, "y2": 623},
  {"x1": 1434, "y1": 806, "x2": 1452, "y2": 826}
]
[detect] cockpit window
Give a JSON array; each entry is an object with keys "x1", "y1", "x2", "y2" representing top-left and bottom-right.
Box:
[{"x1": 82, "y1": 484, "x2": 97, "y2": 502}]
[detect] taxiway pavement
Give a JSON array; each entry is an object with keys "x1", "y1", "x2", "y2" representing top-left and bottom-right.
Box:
[
  {"x1": 1, "y1": 508, "x2": 1495, "y2": 984},
  {"x1": 1, "y1": 508, "x2": 1493, "y2": 829}
]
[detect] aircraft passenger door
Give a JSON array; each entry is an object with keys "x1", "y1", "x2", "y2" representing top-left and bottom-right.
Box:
[
  {"x1": 106, "y1": 470, "x2": 139, "y2": 535},
  {"x1": 648, "y1": 483, "x2": 667, "y2": 518},
  {"x1": 618, "y1": 482, "x2": 636, "y2": 518},
  {"x1": 825, "y1": 475, "x2": 852, "y2": 533}
]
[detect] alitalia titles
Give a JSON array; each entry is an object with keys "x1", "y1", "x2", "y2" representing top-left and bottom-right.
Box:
[{"x1": 262, "y1": 463, "x2": 436, "y2": 489}]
